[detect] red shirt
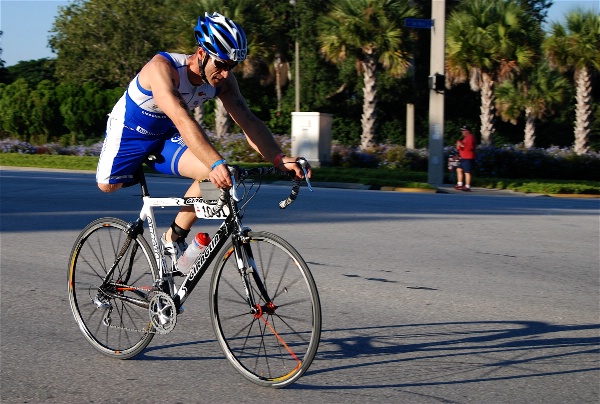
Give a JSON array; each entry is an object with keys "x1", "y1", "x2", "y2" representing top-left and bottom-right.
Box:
[{"x1": 458, "y1": 133, "x2": 476, "y2": 159}]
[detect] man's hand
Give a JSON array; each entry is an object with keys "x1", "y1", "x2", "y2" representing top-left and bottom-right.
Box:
[
  {"x1": 280, "y1": 155, "x2": 312, "y2": 179},
  {"x1": 209, "y1": 163, "x2": 232, "y2": 188}
]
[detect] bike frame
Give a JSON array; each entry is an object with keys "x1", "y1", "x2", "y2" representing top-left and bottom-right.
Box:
[
  {"x1": 99, "y1": 160, "x2": 310, "y2": 314},
  {"x1": 124, "y1": 173, "x2": 268, "y2": 312}
]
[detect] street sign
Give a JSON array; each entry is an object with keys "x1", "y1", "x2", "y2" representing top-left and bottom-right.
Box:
[{"x1": 404, "y1": 18, "x2": 434, "y2": 29}]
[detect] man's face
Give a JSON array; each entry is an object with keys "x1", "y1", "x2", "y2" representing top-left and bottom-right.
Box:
[{"x1": 198, "y1": 48, "x2": 237, "y2": 87}]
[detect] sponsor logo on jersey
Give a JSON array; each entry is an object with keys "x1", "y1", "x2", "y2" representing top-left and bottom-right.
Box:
[
  {"x1": 136, "y1": 126, "x2": 160, "y2": 136},
  {"x1": 170, "y1": 134, "x2": 186, "y2": 147},
  {"x1": 141, "y1": 109, "x2": 166, "y2": 119}
]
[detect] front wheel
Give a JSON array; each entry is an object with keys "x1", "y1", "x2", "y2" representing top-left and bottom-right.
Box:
[
  {"x1": 210, "y1": 231, "x2": 321, "y2": 388},
  {"x1": 68, "y1": 218, "x2": 159, "y2": 359}
]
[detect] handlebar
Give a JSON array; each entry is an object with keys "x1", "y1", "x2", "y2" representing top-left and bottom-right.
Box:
[
  {"x1": 233, "y1": 157, "x2": 313, "y2": 209},
  {"x1": 276, "y1": 158, "x2": 313, "y2": 209},
  {"x1": 201, "y1": 158, "x2": 313, "y2": 217}
]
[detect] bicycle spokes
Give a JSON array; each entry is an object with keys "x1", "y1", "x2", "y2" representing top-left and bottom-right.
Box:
[
  {"x1": 68, "y1": 218, "x2": 159, "y2": 359},
  {"x1": 210, "y1": 232, "x2": 321, "y2": 388}
]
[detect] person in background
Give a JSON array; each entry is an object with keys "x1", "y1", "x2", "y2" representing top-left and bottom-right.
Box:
[{"x1": 453, "y1": 125, "x2": 476, "y2": 192}]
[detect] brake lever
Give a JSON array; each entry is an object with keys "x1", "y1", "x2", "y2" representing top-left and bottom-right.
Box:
[
  {"x1": 228, "y1": 166, "x2": 242, "y2": 202},
  {"x1": 296, "y1": 158, "x2": 314, "y2": 192}
]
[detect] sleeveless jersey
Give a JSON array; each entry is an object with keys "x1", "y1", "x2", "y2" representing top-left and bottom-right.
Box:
[
  {"x1": 110, "y1": 52, "x2": 220, "y2": 137},
  {"x1": 97, "y1": 52, "x2": 220, "y2": 184}
]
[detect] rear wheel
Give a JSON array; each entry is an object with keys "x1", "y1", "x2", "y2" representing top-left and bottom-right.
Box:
[
  {"x1": 68, "y1": 218, "x2": 159, "y2": 359},
  {"x1": 210, "y1": 231, "x2": 321, "y2": 388}
]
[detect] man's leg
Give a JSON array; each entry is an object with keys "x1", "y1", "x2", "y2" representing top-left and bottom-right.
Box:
[
  {"x1": 456, "y1": 167, "x2": 464, "y2": 184},
  {"x1": 164, "y1": 149, "x2": 212, "y2": 242},
  {"x1": 164, "y1": 182, "x2": 200, "y2": 242},
  {"x1": 98, "y1": 183, "x2": 123, "y2": 193},
  {"x1": 462, "y1": 160, "x2": 472, "y2": 190}
]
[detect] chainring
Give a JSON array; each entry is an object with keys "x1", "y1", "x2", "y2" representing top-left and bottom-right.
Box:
[{"x1": 148, "y1": 291, "x2": 177, "y2": 335}]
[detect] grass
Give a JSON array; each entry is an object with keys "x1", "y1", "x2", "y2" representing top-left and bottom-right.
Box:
[
  {"x1": 0, "y1": 153, "x2": 99, "y2": 171},
  {"x1": 309, "y1": 166, "x2": 431, "y2": 188},
  {"x1": 1, "y1": 153, "x2": 599, "y2": 195},
  {"x1": 475, "y1": 177, "x2": 600, "y2": 195}
]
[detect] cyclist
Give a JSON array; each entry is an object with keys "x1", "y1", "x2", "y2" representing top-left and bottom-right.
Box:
[{"x1": 96, "y1": 12, "x2": 311, "y2": 258}]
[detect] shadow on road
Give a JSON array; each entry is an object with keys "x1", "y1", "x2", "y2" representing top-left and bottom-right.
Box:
[
  {"x1": 298, "y1": 320, "x2": 600, "y2": 390},
  {"x1": 121, "y1": 319, "x2": 599, "y2": 391}
]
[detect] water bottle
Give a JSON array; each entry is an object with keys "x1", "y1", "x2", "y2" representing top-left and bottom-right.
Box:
[{"x1": 177, "y1": 232, "x2": 211, "y2": 272}]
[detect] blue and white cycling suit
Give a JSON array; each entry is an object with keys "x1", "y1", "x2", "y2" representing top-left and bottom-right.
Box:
[{"x1": 96, "y1": 52, "x2": 220, "y2": 184}]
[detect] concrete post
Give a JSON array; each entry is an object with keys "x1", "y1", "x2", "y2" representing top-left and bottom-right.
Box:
[{"x1": 406, "y1": 103, "x2": 415, "y2": 149}]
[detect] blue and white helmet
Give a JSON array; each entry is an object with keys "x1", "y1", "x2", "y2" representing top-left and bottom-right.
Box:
[{"x1": 195, "y1": 12, "x2": 247, "y2": 62}]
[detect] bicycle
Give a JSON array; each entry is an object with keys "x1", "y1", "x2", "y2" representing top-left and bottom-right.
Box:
[{"x1": 67, "y1": 159, "x2": 321, "y2": 388}]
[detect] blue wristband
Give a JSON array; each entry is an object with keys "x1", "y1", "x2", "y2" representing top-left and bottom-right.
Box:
[{"x1": 211, "y1": 159, "x2": 227, "y2": 171}]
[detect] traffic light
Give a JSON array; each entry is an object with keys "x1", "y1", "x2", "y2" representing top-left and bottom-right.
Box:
[{"x1": 428, "y1": 73, "x2": 445, "y2": 92}]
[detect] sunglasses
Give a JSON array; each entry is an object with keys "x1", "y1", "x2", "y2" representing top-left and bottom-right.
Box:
[{"x1": 211, "y1": 56, "x2": 238, "y2": 72}]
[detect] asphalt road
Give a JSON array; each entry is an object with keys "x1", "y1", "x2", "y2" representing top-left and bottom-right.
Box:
[{"x1": 1, "y1": 167, "x2": 599, "y2": 403}]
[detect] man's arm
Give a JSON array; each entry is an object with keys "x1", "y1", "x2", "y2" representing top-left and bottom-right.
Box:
[
  {"x1": 219, "y1": 74, "x2": 310, "y2": 178},
  {"x1": 138, "y1": 55, "x2": 231, "y2": 186},
  {"x1": 218, "y1": 74, "x2": 281, "y2": 162}
]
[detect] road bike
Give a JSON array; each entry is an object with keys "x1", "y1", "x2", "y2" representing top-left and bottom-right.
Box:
[{"x1": 67, "y1": 159, "x2": 321, "y2": 388}]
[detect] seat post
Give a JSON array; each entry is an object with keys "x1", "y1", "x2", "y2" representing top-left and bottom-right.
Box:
[
  {"x1": 138, "y1": 169, "x2": 150, "y2": 197},
  {"x1": 138, "y1": 155, "x2": 157, "y2": 197}
]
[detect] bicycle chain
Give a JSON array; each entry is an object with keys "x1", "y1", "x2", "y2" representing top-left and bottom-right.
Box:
[
  {"x1": 100, "y1": 285, "x2": 169, "y2": 334},
  {"x1": 106, "y1": 320, "x2": 156, "y2": 334}
]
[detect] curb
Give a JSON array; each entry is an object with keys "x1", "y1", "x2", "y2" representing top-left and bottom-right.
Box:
[
  {"x1": 436, "y1": 185, "x2": 600, "y2": 198},
  {"x1": 380, "y1": 186, "x2": 436, "y2": 193},
  {"x1": 2, "y1": 166, "x2": 598, "y2": 198}
]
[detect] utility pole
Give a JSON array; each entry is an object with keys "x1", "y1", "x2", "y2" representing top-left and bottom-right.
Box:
[
  {"x1": 290, "y1": 0, "x2": 300, "y2": 112},
  {"x1": 427, "y1": 0, "x2": 446, "y2": 185}
]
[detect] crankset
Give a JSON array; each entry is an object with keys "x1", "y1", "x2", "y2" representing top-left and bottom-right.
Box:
[{"x1": 148, "y1": 291, "x2": 177, "y2": 335}]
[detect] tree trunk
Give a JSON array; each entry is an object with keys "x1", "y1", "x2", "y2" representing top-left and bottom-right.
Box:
[
  {"x1": 479, "y1": 73, "x2": 495, "y2": 145},
  {"x1": 274, "y1": 54, "x2": 283, "y2": 115},
  {"x1": 193, "y1": 104, "x2": 205, "y2": 128},
  {"x1": 360, "y1": 52, "x2": 377, "y2": 150},
  {"x1": 524, "y1": 106, "x2": 536, "y2": 148},
  {"x1": 215, "y1": 98, "x2": 230, "y2": 139},
  {"x1": 573, "y1": 67, "x2": 591, "y2": 155}
]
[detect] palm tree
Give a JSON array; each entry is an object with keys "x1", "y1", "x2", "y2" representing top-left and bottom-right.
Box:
[
  {"x1": 495, "y1": 62, "x2": 568, "y2": 148},
  {"x1": 317, "y1": 0, "x2": 418, "y2": 150},
  {"x1": 544, "y1": 9, "x2": 600, "y2": 155},
  {"x1": 446, "y1": 0, "x2": 541, "y2": 145}
]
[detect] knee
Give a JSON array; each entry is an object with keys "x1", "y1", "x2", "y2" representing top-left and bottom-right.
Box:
[{"x1": 97, "y1": 183, "x2": 122, "y2": 193}]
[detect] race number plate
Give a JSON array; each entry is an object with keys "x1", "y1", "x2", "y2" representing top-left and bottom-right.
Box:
[{"x1": 194, "y1": 202, "x2": 229, "y2": 219}]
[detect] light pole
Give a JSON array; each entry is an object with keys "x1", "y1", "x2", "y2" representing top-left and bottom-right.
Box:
[
  {"x1": 290, "y1": 0, "x2": 300, "y2": 112},
  {"x1": 427, "y1": 0, "x2": 446, "y2": 185}
]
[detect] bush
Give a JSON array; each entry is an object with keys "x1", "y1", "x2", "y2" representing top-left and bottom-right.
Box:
[
  {"x1": 210, "y1": 132, "x2": 291, "y2": 163},
  {"x1": 0, "y1": 137, "x2": 104, "y2": 156},
  {"x1": 2, "y1": 136, "x2": 599, "y2": 182},
  {"x1": 474, "y1": 145, "x2": 600, "y2": 181},
  {"x1": 0, "y1": 138, "x2": 37, "y2": 154},
  {"x1": 331, "y1": 143, "x2": 428, "y2": 170}
]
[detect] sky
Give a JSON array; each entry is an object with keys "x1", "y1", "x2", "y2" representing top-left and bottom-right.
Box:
[{"x1": 1, "y1": 0, "x2": 599, "y2": 67}]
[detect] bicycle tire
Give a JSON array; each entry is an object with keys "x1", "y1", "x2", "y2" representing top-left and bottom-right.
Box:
[
  {"x1": 68, "y1": 217, "x2": 159, "y2": 359},
  {"x1": 209, "y1": 231, "x2": 321, "y2": 388}
]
